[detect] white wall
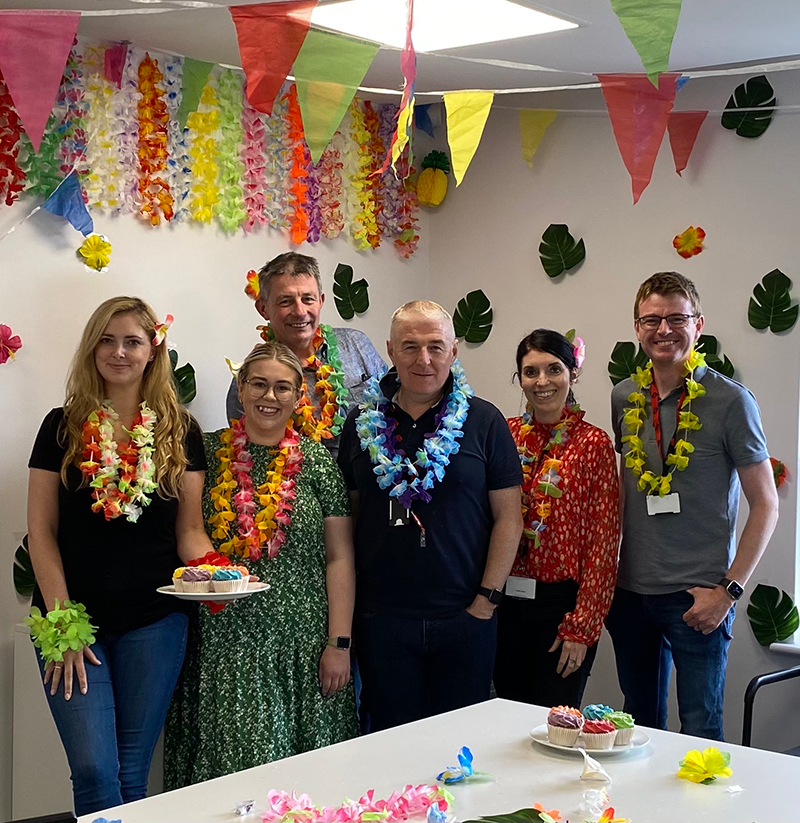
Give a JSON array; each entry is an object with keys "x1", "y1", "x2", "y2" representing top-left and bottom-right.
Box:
[{"x1": 427, "y1": 73, "x2": 800, "y2": 750}]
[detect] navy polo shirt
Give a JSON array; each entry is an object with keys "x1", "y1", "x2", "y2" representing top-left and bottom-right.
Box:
[{"x1": 338, "y1": 370, "x2": 522, "y2": 618}]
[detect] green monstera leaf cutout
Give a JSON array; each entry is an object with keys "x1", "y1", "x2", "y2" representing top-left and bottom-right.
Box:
[
  {"x1": 748, "y1": 269, "x2": 799, "y2": 333},
  {"x1": 169, "y1": 348, "x2": 196, "y2": 404},
  {"x1": 607, "y1": 341, "x2": 649, "y2": 385},
  {"x1": 697, "y1": 334, "x2": 735, "y2": 378},
  {"x1": 721, "y1": 75, "x2": 776, "y2": 138},
  {"x1": 453, "y1": 289, "x2": 493, "y2": 343},
  {"x1": 13, "y1": 534, "x2": 35, "y2": 598},
  {"x1": 333, "y1": 263, "x2": 370, "y2": 321},
  {"x1": 747, "y1": 583, "x2": 800, "y2": 646},
  {"x1": 539, "y1": 223, "x2": 586, "y2": 278},
  {"x1": 463, "y1": 809, "x2": 552, "y2": 823}
]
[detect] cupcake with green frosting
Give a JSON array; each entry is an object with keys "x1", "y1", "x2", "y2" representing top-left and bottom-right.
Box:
[{"x1": 606, "y1": 711, "x2": 635, "y2": 745}]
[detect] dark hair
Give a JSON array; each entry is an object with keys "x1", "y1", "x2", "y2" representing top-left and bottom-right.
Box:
[{"x1": 515, "y1": 329, "x2": 578, "y2": 405}]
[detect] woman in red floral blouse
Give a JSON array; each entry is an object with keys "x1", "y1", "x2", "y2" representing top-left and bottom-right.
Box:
[{"x1": 494, "y1": 329, "x2": 620, "y2": 707}]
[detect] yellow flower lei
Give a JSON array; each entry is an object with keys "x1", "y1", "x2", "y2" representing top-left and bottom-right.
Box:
[{"x1": 622, "y1": 349, "x2": 706, "y2": 497}]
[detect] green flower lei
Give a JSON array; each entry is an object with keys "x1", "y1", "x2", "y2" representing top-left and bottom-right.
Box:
[{"x1": 25, "y1": 600, "x2": 98, "y2": 664}]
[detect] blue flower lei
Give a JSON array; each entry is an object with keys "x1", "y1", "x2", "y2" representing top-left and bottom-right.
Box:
[{"x1": 356, "y1": 360, "x2": 474, "y2": 508}]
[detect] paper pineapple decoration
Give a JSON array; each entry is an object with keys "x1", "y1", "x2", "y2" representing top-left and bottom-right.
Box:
[{"x1": 417, "y1": 150, "x2": 451, "y2": 207}]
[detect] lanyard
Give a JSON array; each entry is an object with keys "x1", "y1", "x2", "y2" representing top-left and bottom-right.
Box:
[{"x1": 650, "y1": 381, "x2": 687, "y2": 470}]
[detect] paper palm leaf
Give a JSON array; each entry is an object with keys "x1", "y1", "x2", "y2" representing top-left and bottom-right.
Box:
[
  {"x1": 453, "y1": 289, "x2": 493, "y2": 343},
  {"x1": 697, "y1": 334, "x2": 735, "y2": 378},
  {"x1": 748, "y1": 269, "x2": 799, "y2": 333},
  {"x1": 13, "y1": 534, "x2": 35, "y2": 598},
  {"x1": 333, "y1": 263, "x2": 370, "y2": 320},
  {"x1": 608, "y1": 341, "x2": 649, "y2": 385},
  {"x1": 539, "y1": 223, "x2": 586, "y2": 278},
  {"x1": 463, "y1": 809, "x2": 552, "y2": 823},
  {"x1": 721, "y1": 75, "x2": 776, "y2": 138},
  {"x1": 747, "y1": 583, "x2": 799, "y2": 646},
  {"x1": 169, "y1": 348, "x2": 197, "y2": 404}
]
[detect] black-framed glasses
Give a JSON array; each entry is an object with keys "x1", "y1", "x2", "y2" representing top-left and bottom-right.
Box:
[
  {"x1": 242, "y1": 379, "x2": 297, "y2": 400},
  {"x1": 636, "y1": 313, "x2": 698, "y2": 330}
]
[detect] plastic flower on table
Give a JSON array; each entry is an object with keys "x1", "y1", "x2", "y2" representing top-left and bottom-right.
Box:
[
  {"x1": 677, "y1": 746, "x2": 732, "y2": 784},
  {"x1": 673, "y1": 226, "x2": 705, "y2": 259},
  {"x1": 436, "y1": 745, "x2": 492, "y2": 784},
  {"x1": 0, "y1": 323, "x2": 22, "y2": 364},
  {"x1": 77, "y1": 233, "x2": 112, "y2": 273},
  {"x1": 534, "y1": 802, "x2": 562, "y2": 822}
]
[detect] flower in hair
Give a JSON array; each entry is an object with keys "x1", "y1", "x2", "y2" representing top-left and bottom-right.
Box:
[
  {"x1": 152, "y1": 314, "x2": 174, "y2": 346},
  {"x1": 573, "y1": 336, "x2": 585, "y2": 369},
  {"x1": 245, "y1": 269, "x2": 260, "y2": 300}
]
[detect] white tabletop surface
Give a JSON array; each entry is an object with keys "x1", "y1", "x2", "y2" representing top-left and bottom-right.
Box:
[{"x1": 80, "y1": 698, "x2": 798, "y2": 822}]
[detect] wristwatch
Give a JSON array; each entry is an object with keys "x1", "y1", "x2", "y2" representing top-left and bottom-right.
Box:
[
  {"x1": 327, "y1": 636, "x2": 351, "y2": 650},
  {"x1": 478, "y1": 586, "x2": 504, "y2": 605},
  {"x1": 719, "y1": 577, "x2": 745, "y2": 601}
]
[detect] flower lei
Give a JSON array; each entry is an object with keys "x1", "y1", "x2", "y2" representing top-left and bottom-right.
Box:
[
  {"x1": 208, "y1": 417, "x2": 303, "y2": 561},
  {"x1": 356, "y1": 361, "x2": 473, "y2": 509},
  {"x1": 80, "y1": 402, "x2": 158, "y2": 522},
  {"x1": 622, "y1": 349, "x2": 706, "y2": 497},
  {"x1": 258, "y1": 323, "x2": 348, "y2": 440},
  {"x1": 25, "y1": 599, "x2": 97, "y2": 664},
  {"x1": 517, "y1": 403, "x2": 582, "y2": 550}
]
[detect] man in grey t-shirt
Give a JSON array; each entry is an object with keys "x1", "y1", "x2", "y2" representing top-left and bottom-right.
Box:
[{"x1": 607, "y1": 272, "x2": 778, "y2": 741}]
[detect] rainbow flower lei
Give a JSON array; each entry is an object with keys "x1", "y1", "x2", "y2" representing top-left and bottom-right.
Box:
[
  {"x1": 356, "y1": 361, "x2": 473, "y2": 508},
  {"x1": 79, "y1": 402, "x2": 157, "y2": 522}
]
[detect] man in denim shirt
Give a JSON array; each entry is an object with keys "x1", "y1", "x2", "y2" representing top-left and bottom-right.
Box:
[{"x1": 227, "y1": 252, "x2": 385, "y2": 458}]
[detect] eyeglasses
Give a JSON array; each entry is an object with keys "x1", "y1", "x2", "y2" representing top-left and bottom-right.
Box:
[
  {"x1": 636, "y1": 313, "x2": 698, "y2": 330},
  {"x1": 242, "y1": 379, "x2": 297, "y2": 401}
]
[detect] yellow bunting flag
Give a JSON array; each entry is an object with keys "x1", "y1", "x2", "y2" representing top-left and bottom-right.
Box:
[
  {"x1": 519, "y1": 110, "x2": 557, "y2": 168},
  {"x1": 443, "y1": 91, "x2": 494, "y2": 187}
]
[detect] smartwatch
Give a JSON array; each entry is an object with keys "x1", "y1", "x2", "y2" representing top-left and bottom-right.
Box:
[
  {"x1": 478, "y1": 586, "x2": 504, "y2": 605},
  {"x1": 327, "y1": 636, "x2": 351, "y2": 650},
  {"x1": 719, "y1": 578, "x2": 744, "y2": 601}
]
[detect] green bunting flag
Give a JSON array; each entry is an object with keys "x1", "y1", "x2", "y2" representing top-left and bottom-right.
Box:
[{"x1": 177, "y1": 57, "x2": 214, "y2": 129}]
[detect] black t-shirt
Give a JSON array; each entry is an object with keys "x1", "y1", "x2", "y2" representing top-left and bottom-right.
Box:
[
  {"x1": 338, "y1": 371, "x2": 523, "y2": 618},
  {"x1": 29, "y1": 408, "x2": 207, "y2": 634}
]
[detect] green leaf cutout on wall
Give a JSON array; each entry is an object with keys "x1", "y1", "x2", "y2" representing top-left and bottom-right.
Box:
[
  {"x1": 608, "y1": 341, "x2": 648, "y2": 385},
  {"x1": 453, "y1": 289, "x2": 493, "y2": 343},
  {"x1": 697, "y1": 334, "x2": 735, "y2": 378},
  {"x1": 539, "y1": 224, "x2": 586, "y2": 278},
  {"x1": 747, "y1": 583, "x2": 799, "y2": 646},
  {"x1": 748, "y1": 269, "x2": 799, "y2": 333},
  {"x1": 13, "y1": 534, "x2": 35, "y2": 598},
  {"x1": 333, "y1": 263, "x2": 370, "y2": 320},
  {"x1": 169, "y1": 348, "x2": 197, "y2": 404},
  {"x1": 721, "y1": 75, "x2": 776, "y2": 138}
]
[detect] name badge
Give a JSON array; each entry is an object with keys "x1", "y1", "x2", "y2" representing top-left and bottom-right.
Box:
[
  {"x1": 646, "y1": 493, "x2": 681, "y2": 516},
  {"x1": 505, "y1": 576, "x2": 537, "y2": 599},
  {"x1": 389, "y1": 497, "x2": 411, "y2": 527}
]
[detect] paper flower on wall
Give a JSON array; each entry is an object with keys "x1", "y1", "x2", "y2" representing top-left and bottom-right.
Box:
[
  {"x1": 0, "y1": 323, "x2": 22, "y2": 364},
  {"x1": 245, "y1": 269, "x2": 260, "y2": 300},
  {"x1": 677, "y1": 747, "x2": 732, "y2": 784},
  {"x1": 673, "y1": 226, "x2": 705, "y2": 258},
  {"x1": 770, "y1": 457, "x2": 788, "y2": 488},
  {"x1": 77, "y1": 233, "x2": 113, "y2": 273}
]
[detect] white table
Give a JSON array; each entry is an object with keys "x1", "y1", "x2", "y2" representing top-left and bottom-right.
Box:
[{"x1": 79, "y1": 699, "x2": 798, "y2": 822}]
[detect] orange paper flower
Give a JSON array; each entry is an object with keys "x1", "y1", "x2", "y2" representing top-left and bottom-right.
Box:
[
  {"x1": 245, "y1": 269, "x2": 260, "y2": 301},
  {"x1": 673, "y1": 226, "x2": 705, "y2": 259},
  {"x1": 770, "y1": 456, "x2": 787, "y2": 489},
  {"x1": 534, "y1": 803, "x2": 562, "y2": 821}
]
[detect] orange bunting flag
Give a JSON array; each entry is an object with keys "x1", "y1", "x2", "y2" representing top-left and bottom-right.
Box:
[
  {"x1": 229, "y1": 1, "x2": 317, "y2": 115},
  {"x1": 667, "y1": 110, "x2": 707, "y2": 176},
  {"x1": 597, "y1": 73, "x2": 679, "y2": 204}
]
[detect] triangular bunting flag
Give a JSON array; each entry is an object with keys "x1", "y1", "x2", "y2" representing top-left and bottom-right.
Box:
[
  {"x1": 103, "y1": 42, "x2": 128, "y2": 89},
  {"x1": 0, "y1": 10, "x2": 80, "y2": 152},
  {"x1": 230, "y1": 1, "x2": 317, "y2": 115},
  {"x1": 177, "y1": 57, "x2": 214, "y2": 130},
  {"x1": 519, "y1": 110, "x2": 557, "y2": 167},
  {"x1": 444, "y1": 91, "x2": 494, "y2": 187},
  {"x1": 667, "y1": 110, "x2": 707, "y2": 175},
  {"x1": 294, "y1": 30, "x2": 379, "y2": 164},
  {"x1": 415, "y1": 104, "x2": 434, "y2": 137},
  {"x1": 597, "y1": 73, "x2": 679, "y2": 204},
  {"x1": 609, "y1": 0, "x2": 683, "y2": 85},
  {"x1": 42, "y1": 171, "x2": 93, "y2": 235}
]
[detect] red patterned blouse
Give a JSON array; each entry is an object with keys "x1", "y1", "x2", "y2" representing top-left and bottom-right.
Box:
[{"x1": 507, "y1": 410, "x2": 620, "y2": 646}]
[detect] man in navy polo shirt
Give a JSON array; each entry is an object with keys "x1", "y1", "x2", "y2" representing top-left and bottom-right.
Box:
[{"x1": 338, "y1": 301, "x2": 523, "y2": 732}]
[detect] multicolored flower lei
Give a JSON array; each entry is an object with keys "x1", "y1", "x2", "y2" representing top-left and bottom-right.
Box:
[
  {"x1": 622, "y1": 349, "x2": 706, "y2": 497},
  {"x1": 208, "y1": 417, "x2": 303, "y2": 561},
  {"x1": 356, "y1": 362, "x2": 473, "y2": 508},
  {"x1": 517, "y1": 403, "x2": 582, "y2": 550},
  {"x1": 79, "y1": 402, "x2": 158, "y2": 522},
  {"x1": 258, "y1": 323, "x2": 348, "y2": 440}
]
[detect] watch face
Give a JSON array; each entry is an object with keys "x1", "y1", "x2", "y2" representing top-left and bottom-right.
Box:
[
  {"x1": 335, "y1": 636, "x2": 351, "y2": 649},
  {"x1": 727, "y1": 581, "x2": 744, "y2": 600}
]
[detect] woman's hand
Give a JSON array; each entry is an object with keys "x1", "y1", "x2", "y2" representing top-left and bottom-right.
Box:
[
  {"x1": 548, "y1": 637, "x2": 588, "y2": 678},
  {"x1": 43, "y1": 645, "x2": 101, "y2": 700},
  {"x1": 318, "y1": 646, "x2": 351, "y2": 697}
]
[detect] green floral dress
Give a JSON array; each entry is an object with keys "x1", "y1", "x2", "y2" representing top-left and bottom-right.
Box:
[{"x1": 164, "y1": 431, "x2": 359, "y2": 789}]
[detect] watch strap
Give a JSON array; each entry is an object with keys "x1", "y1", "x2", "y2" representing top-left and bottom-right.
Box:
[
  {"x1": 327, "y1": 636, "x2": 351, "y2": 650},
  {"x1": 478, "y1": 586, "x2": 503, "y2": 605}
]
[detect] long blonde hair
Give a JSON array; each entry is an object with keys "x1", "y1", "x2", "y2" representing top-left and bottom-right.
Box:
[{"x1": 60, "y1": 296, "x2": 190, "y2": 498}]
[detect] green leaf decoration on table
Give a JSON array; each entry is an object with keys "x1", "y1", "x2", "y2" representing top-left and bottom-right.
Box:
[
  {"x1": 13, "y1": 534, "x2": 35, "y2": 598},
  {"x1": 169, "y1": 348, "x2": 197, "y2": 404},
  {"x1": 539, "y1": 223, "x2": 586, "y2": 278},
  {"x1": 747, "y1": 583, "x2": 800, "y2": 646},
  {"x1": 721, "y1": 75, "x2": 776, "y2": 138},
  {"x1": 697, "y1": 334, "x2": 735, "y2": 378},
  {"x1": 453, "y1": 289, "x2": 493, "y2": 343},
  {"x1": 608, "y1": 341, "x2": 649, "y2": 385},
  {"x1": 463, "y1": 808, "x2": 553, "y2": 823},
  {"x1": 333, "y1": 263, "x2": 370, "y2": 321},
  {"x1": 748, "y1": 269, "x2": 799, "y2": 333}
]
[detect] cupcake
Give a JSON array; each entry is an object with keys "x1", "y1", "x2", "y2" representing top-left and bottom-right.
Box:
[
  {"x1": 605, "y1": 711, "x2": 635, "y2": 746},
  {"x1": 551, "y1": 705, "x2": 583, "y2": 719},
  {"x1": 212, "y1": 568, "x2": 246, "y2": 593},
  {"x1": 233, "y1": 565, "x2": 251, "y2": 583},
  {"x1": 172, "y1": 567, "x2": 186, "y2": 591},
  {"x1": 582, "y1": 703, "x2": 614, "y2": 721},
  {"x1": 582, "y1": 719, "x2": 617, "y2": 749},
  {"x1": 547, "y1": 709, "x2": 584, "y2": 746},
  {"x1": 180, "y1": 567, "x2": 212, "y2": 593}
]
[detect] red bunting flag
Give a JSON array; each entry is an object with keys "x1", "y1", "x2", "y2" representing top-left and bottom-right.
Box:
[
  {"x1": 104, "y1": 42, "x2": 128, "y2": 89},
  {"x1": 667, "y1": 110, "x2": 707, "y2": 176},
  {"x1": 598, "y1": 72, "x2": 680, "y2": 204},
  {"x1": 230, "y1": 1, "x2": 317, "y2": 116},
  {"x1": 0, "y1": 10, "x2": 80, "y2": 153}
]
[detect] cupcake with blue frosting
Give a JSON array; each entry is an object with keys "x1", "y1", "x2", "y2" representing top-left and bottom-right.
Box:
[
  {"x1": 582, "y1": 703, "x2": 614, "y2": 721},
  {"x1": 211, "y1": 568, "x2": 246, "y2": 593}
]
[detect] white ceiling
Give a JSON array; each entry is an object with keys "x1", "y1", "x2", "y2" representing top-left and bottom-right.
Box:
[{"x1": 3, "y1": 0, "x2": 800, "y2": 103}]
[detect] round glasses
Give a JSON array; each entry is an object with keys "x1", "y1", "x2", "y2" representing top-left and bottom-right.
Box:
[
  {"x1": 636, "y1": 313, "x2": 697, "y2": 330},
  {"x1": 242, "y1": 378, "x2": 297, "y2": 401}
]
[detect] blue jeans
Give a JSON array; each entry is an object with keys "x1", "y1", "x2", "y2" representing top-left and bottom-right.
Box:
[
  {"x1": 37, "y1": 612, "x2": 188, "y2": 817},
  {"x1": 354, "y1": 609, "x2": 497, "y2": 732},
  {"x1": 605, "y1": 587, "x2": 734, "y2": 741}
]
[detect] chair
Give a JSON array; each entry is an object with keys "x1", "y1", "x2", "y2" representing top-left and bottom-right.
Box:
[{"x1": 741, "y1": 664, "x2": 800, "y2": 754}]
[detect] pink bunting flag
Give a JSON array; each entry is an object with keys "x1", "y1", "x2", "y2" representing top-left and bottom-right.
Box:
[
  {"x1": 0, "y1": 10, "x2": 80, "y2": 153},
  {"x1": 104, "y1": 42, "x2": 128, "y2": 89},
  {"x1": 597, "y1": 72, "x2": 680, "y2": 204},
  {"x1": 667, "y1": 110, "x2": 707, "y2": 176}
]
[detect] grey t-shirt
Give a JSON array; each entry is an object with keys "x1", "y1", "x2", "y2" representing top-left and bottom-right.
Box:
[{"x1": 611, "y1": 366, "x2": 769, "y2": 595}]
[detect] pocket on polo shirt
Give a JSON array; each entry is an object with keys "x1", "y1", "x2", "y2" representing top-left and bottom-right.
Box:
[{"x1": 345, "y1": 374, "x2": 370, "y2": 406}]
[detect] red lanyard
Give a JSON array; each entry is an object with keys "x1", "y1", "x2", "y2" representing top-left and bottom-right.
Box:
[{"x1": 650, "y1": 381, "x2": 687, "y2": 468}]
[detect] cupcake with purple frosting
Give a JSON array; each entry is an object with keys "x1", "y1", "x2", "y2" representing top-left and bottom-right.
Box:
[
  {"x1": 547, "y1": 708, "x2": 584, "y2": 746},
  {"x1": 212, "y1": 568, "x2": 246, "y2": 593},
  {"x1": 180, "y1": 567, "x2": 212, "y2": 593}
]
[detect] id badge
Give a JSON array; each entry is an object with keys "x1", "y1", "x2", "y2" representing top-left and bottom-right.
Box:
[
  {"x1": 505, "y1": 576, "x2": 537, "y2": 599},
  {"x1": 389, "y1": 497, "x2": 411, "y2": 527},
  {"x1": 646, "y1": 493, "x2": 680, "y2": 516}
]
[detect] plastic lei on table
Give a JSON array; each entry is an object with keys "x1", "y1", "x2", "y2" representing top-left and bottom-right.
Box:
[
  {"x1": 348, "y1": 100, "x2": 378, "y2": 251},
  {"x1": 283, "y1": 84, "x2": 310, "y2": 244},
  {"x1": 241, "y1": 97, "x2": 269, "y2": 232},
  {"x1": 0, "y1": 72, "x2": 25, "y2": 206},
  {"x1": 216, "y1": 69, "x2": 247, "y2": 231},
  {"x1": 163, "y1": 56, "x2": 192, "y2": 221},
  {"x1": 318, "y1": 130, "x2": 345, "y2": 239}
]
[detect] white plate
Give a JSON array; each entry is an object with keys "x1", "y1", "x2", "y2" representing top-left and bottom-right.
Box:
[
  {"x1": 529, "y1": 723, "x2": 650, "y2": 755},
  {"x1": 157, "y1": 582, "x2": 270, "y2": 602}
]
